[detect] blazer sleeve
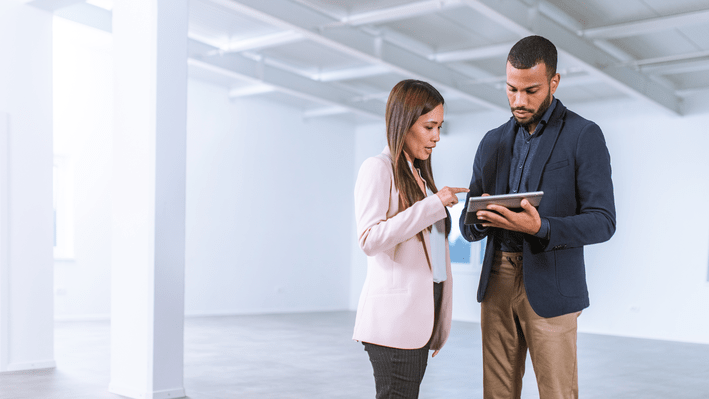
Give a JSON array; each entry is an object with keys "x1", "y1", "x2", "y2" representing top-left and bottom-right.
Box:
[
  {"x1": 355, "y1": 156, "x2": 447, "y2": 256},
  {"x1": 542, "y1": 122, "x2": 616, "y2": 251},
  {"x1": 459, "y1": 137, "x2": 491, "y2": 243}
]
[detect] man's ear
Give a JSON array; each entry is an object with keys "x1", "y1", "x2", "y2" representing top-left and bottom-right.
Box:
[{"x1": 550, "y1": 73, "x2": 560, "y2": 95}]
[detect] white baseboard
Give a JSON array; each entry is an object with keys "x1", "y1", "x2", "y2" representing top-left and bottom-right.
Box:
[
  {"x1": 184, "y1": 307, "x2": 351, "y2": 318},
  {"x1": 54, "y1": 313, "x2": 110, "y2": 322},
  {"x1": 3, "y1": 359, "x2": 56, "y2": 372},
  {"x1": 109, "y1": 384, "x2": 186, "y2": 399}
]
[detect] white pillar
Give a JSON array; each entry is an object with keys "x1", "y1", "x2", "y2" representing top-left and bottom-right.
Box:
[
  {"x1": 109, "y1": 1, "x2": 188, "y2": 398},
  {"x1": 0, "y1": 1, "x2": 55, "y2": 373}
]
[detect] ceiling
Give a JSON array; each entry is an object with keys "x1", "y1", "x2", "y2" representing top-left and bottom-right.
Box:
[{"x1": 27, "y1": 0, "x2": 709, "y2": 121}]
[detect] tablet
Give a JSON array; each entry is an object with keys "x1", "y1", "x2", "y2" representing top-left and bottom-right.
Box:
[{"x1": 463, "y1": 191, "x2": 544, "y2": 225}]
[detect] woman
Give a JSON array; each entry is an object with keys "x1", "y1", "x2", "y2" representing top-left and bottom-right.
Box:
[{"x1": 353, "y1": 79, "x2": 468, "y2": 398}]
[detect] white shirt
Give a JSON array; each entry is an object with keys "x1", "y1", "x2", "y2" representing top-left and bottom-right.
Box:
[{"x1": 426, "y1": 186, "x2": 448, "y2": 283}]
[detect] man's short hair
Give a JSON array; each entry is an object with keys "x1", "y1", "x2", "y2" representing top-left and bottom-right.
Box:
[{"x1": 507, "y1": 35, "x2": 557, "y2": 80}]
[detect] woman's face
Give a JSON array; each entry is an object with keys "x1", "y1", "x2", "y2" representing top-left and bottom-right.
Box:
[{"x1": 403, "y1": 104, "x2": 444, "y2": 162}]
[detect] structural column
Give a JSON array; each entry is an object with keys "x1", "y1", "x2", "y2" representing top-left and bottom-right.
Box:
[
  {"x1": 0, "y1": 1, "x2": 55, "y2": 373},
  {"x1": 109, "y1": 1, "x2": 188, "y2": 398}
]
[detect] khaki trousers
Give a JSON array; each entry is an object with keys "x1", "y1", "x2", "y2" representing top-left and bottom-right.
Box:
[{"x1": 481, "y1": 251, "x2": 580, "y2": 399}]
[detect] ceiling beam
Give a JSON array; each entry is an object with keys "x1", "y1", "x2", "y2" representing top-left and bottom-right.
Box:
[
  {"x1": 676, "y1": 85, "x2": 709, "y2": 97},
  {"x1": 362, "y1": 26, "x2": 435, "y2": 58},
  {"x1": 580, "y1": 9, "x2": 709, "y2": 39},
  {"x1": 53, "y1": 2, "x2": 112, "y2": 32},
  {"x1": 228, "y1": 84, "x2": 276, "y2": 98},
  {"x1": 217, "y1": 31, "x2": 305, "y2": 54},
  {"x1": 640, "y1": 59, "x2": 709, "y2": 76},
  {"x1": 623, "y1": 50, "x2": 709, "y2": 68},
  {"x1": 326, "y1": 0, "x2": 464, "y2": 27},
  {"x1": 208, "y1": 0, "x2": 508, "y2": 111},
  {"x1": 536, "y1": 0, "x2": 583, "y2": 32},
  {"x1": 461, "y1": 0, "x2": 681, "y2": 114},
  {"x1": 24, "y1": 0, "x2": 85, "y2": 11},
  {"x1": 303, "y1": 106, "x2": 348, "y2": 118},
  {"x1": 316, "y1": 65, "x2": 390, "y2": 82},
  {"x1": 188, "y1": 57, "x2": 382, "y2": 119},
  {"x1": 432, "y1": 42, "x2": 514, "y2": 62},
  {"x1": 26, "y1": 0, "x2": 112, "y2": 33}
]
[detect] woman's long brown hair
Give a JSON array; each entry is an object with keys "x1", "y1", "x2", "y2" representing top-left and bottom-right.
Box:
[{"x1": 386, "y1": 79, "x2": 450, "y2": 241}]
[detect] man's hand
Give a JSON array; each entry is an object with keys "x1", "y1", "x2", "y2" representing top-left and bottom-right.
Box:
[{"x1": 476, "y1": 198, "x2": 541, "y2": 235}]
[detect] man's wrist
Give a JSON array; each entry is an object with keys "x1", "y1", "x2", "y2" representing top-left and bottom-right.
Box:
[{"x1": 533, "y1": 218, "x2": 550, "y2": 239}]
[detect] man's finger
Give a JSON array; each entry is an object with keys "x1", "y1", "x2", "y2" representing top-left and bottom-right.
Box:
[{"x1": 486, "y1": 204, "x2": 509, "y2": 214}]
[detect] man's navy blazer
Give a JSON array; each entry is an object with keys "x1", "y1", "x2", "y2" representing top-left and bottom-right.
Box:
[{"x1": 459, "y1": 99, "x2": 616, "y2": 318}]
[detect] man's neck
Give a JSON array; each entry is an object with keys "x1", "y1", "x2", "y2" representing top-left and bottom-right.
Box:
[{"x1": 527, "y1": 123, "x2": 538, "y2": 135}]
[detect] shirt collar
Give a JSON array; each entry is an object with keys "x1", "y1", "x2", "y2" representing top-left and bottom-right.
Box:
[{"x1": 539, "y1": 97, "x2": 557, "y2": 127}]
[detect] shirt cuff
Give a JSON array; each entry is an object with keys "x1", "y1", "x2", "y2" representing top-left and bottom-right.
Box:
[
  {"x1": 533, "y1": 218, "x2": 550, "y2": 240},
  {"x1": 473, "y1": 223, "x2": 489, "y2": 233}
]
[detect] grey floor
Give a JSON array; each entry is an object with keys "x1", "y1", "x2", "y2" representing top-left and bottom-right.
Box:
[{"x1": 1, "y1": 311, "x2": 708, "y2": 399}]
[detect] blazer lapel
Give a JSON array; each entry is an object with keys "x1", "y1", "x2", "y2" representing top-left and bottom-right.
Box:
[
  {"x1": 494, "y1": 119, "x2": 516, "y2": 195},
  {"x1": 527, "y1": 100, "x2": 567, "y2": 190}
]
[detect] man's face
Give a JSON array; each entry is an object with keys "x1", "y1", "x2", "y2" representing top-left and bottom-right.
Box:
[{"x1": 506, "y1": 61, "x2": 560, "y2": 133}]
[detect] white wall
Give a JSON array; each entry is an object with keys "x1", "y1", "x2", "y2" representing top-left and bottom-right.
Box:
[
  {"x1": 184, "y1": 81, "x2": 356, "y2": 315},
  {"x1": 0, "y1": 1, "x2": 55, "y2": 370},
  {"x1": 53, "y1": 17, "x2": 113, "y2": 320},
  {"x1": 351, "y1": 100, "x2": 709, "y2": 344},
  {"x1": 572, "y1": 99, "x2": 709, "y2": 344},
  {"x1": 53, "y1": 20, "x2": 358, "y2": 318},
  {"x1": 349, "y1": 122, "x2": 386, "y2": 309}
]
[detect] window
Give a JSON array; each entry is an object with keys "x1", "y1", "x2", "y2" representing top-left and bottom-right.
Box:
[{"x1": 448, "y1": 202, "x2": 486, "y2": 266}]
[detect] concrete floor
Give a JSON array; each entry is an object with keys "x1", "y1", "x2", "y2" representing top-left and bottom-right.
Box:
[{"x1": 1, "y1": 311, "x2": 708, "y2": 398}]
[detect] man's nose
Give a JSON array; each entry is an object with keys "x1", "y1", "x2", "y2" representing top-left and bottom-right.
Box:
[{"x1": 511, "y1": 92, "x2": 527, "y2": 108}]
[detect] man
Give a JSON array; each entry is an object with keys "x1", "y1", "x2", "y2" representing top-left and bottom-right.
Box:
[{"x1": 459, "y1": 35, "x2": 616, "y2": 398}]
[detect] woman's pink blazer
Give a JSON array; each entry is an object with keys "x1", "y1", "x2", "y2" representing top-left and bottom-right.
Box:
[{"x1": 352, "y1": 147, "x2": 453, "y2": 350}]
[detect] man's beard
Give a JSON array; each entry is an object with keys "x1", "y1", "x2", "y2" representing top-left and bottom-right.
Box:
[{"x1": 511, "y1": 89, "x2": 552, "y2": 131}]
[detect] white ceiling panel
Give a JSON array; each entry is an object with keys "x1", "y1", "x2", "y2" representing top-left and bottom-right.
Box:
[
  {"x1": 555, "y1": 81, "x2": 625, "y2": 104},
  {"x1": 665, "y1": 70, "x2": 709, "y2": 91},
  {"x1": 339, "y1": 73, "x2": 413, "y2": 93},
  {"x1": 546, "y1": 0, "x2": 655, "y2": 28},
  {"x1": 678, "y1": 24, "x2": 709, "y2": 50},
  {"x1": 40, "y1": 0, "x2": 709, "y2": 119},
  {"x1": 259, "y1": 41, "x2": 368, "y2": 74},
  {"x1": 436, "y1": 8, "x2": 519, "y2": 47},
  {"x1": 189, "y1": 0, "x2": 279, "y2": 47},
  {"x1": 635, "y1": 0, "x2": 709, "y2": 16},
  {"x1": 298, "y1": 0, "x2": 427, "y2": 17},
  {"x1": 380, "y1": 14, "x2": 477, "y2": 52},
  {"x1": 610, "y1": 31, "x2": 703, "y2": 60}
]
